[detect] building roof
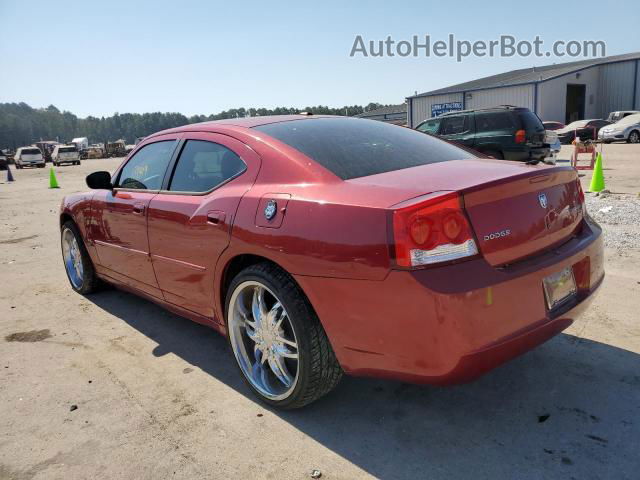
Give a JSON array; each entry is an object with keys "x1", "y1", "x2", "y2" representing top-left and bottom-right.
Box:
[
  {"x1": 356, "y1": 104, "x2": 407, "y2": 118},
  {"x1": 409, "y1": 51, "x2": 640, "y2": 99}
]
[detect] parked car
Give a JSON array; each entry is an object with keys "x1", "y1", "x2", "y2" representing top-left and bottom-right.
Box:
[
  {"x1": 598, "y1": 113, "x2": 640, "y2": 144},
  {"x1": 52, "y1": 144, "x2": 81, "y2": 166},
  {"x1": 556, "y1": 119, "x2": 611, "y2": 144},
  {"x1": 415, "y1": 106, "x2": 549, "y2": 163},
  {"x1": 606, "y1": 111, "x2": 639, "y2": 123},
  {"x1": 542, "y1": 121, "x2": 565, "y2": 131},
  {"x1": 60, "y1": 115, "x2": 603, "y2": 408},
  {"x1": 85, "y1": 146, "x2": 105, "y2": 159},
  {"x1": 14, "y1": 146, "x2": 45, "y2": 168},
  {"x1": 544, "y1": 130, "x2": 561, "y2": 164}
]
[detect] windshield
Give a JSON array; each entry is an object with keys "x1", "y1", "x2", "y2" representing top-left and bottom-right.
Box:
[
  {"x1": 564, "y1": 121, "x2": 589, "y2": 129},
  {"x1": 615, "y1": 114, "x2": 640, "y2": 126},
  {"x1": 22, "y1": 148, "x2": 41, "y2": 155},
  {"x1": 254, "y1": 117, "x2": 475, "y2": 180}
]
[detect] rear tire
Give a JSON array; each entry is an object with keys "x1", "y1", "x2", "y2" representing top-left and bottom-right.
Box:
[
  {"x1": 61, "y1": 221, "x2": 100, "y2": 294},
  {"x1": 225, "y1": 262, "x2": 342, "y2": 409}
]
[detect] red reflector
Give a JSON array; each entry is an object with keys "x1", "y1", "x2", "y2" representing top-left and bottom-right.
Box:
[
  {"x1": 392, "y1": 193, "x2": 478, "y2": 268},
  {"x1": 442, "y1": 212, "x2": 464, "y2": 243},
  {"x1": 515, "y1": 129, "x2": 526, "y2": 144},
  {"x1": 410, "y1": 218, "x2": 432, "y2": 245}
]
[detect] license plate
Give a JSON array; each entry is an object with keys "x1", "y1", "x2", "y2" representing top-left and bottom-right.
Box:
[{"x1": 543, "y1": 267, "x2": 577, "y2": 310}]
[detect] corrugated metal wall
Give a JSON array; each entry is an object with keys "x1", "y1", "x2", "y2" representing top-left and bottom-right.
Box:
[
  {"x1": 408, "y1": 58, "x2": 640, "y2": 127},
  {"x1": 537, "y1": 66, "x2": 600, "y2": 122},
  {"x1": 408, "y1": 93, "x2": 463, "y2": 127},
  {"x1": 597, "y1": 61, "x2": 636, "y2": 117},
  {"x1": 636, "y1": 60, "x2": 640, "y2": 110},
  {"x1": 465, "y1": 85, "x2": 534, "y2": 111}
]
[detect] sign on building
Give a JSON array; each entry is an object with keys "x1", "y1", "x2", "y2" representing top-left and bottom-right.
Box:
[{"x1": 431, "y1": 102, "x2": 463, "y2": 117}]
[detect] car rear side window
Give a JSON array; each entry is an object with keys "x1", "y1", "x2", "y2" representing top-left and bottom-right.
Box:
[
  {"x1": 518, "y1": 111, "x2": 544, "y2": 132},
  {"x1": 168, "y1": 140, "x2": 246, "y2": 193},
  {"x1": 254, "y1": 117, "x2": 474, "y2": 180},
  {"x1": 475, "y1": 112, "x2": 517, "y2": 132},
  {"x1": 117, "y1": 140, "x2": 175, "y2": 190}
]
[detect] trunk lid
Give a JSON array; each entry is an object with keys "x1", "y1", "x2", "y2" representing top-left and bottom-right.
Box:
[{"x1": 462, "y1": 168, "x2": 583, "y2": 266}]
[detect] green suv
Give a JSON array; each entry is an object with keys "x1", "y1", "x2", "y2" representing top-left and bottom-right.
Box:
[{"x1": 416, "y1": 106, "x2": 549, "y2": 162}]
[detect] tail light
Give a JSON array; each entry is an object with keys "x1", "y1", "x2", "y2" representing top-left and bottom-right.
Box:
[
  {"x1": 515, "y1": 129, "x2": 526, "y2": 144},
  {"x1": 392, "y1": 192, "x2": 478, "y2": 268}
]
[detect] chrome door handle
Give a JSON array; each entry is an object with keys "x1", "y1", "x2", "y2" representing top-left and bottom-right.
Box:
[
  {"x1": 133, "y1": 203, "x2": 145, "y2": 215},
  {"x1": 207, "y1": 211, "x2": 226, "y2": 225}
]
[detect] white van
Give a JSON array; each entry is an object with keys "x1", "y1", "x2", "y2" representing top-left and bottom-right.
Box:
[
  {"x1": 52, "y1": 144, "x2": 81, "y2": 166},
  {"x1": 14, "y1": 147, "x2": 45, "y2": 169}
]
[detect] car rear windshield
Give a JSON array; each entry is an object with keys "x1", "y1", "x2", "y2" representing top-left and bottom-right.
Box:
[
  {"x1": 22, "y1": 148, "x2": 41, "y2": 155},
  {"x1": 254, "y1": 118, "x2": 475, "y2": 180},
  {"x1": 517, "y1": 111, "x2": 544, "y2": 131},
  {"x1": 60, "y1": 147, "x2": 77, "y2": 153}
]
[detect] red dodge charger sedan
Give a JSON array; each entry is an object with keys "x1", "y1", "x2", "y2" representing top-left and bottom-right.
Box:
[{"x1": 60, "y1": 115, "x2": 604, "y2": 408}]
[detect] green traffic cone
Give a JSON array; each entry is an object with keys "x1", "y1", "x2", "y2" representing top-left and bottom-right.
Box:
[
  {"x1": 589, "y1": 152, "x2": 605, "y2": 193},
  {"x1": 49, "y1": 167, "x2": 60, "y2": 189}
]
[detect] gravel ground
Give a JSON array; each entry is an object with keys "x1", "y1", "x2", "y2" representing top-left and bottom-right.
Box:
[{"x1": 585, "y1": 192, "x2": 640, "y2": 253}]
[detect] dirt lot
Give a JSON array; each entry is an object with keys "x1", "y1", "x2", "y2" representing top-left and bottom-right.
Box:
[{"x1": 1, "y1": 146, "x2": 639, "y2": 480}]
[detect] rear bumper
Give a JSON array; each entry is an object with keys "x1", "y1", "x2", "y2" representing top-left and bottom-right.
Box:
[{"x1": 295, "y1": 217, "x2": 604, "y2": 385}]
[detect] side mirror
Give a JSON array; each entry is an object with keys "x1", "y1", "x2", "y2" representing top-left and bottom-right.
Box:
[{"x1": 86, "y1": 171, "x2": 113, "y2": 189}]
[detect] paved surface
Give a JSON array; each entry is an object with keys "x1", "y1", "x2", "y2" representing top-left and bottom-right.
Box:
[{"x1": 1, "y1": 147, "x2": 639, "y2": 480}]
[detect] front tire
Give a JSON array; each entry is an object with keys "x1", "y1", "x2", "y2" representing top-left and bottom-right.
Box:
[
  {"x1": 628, "y1": 130, "x2": 640, "y2": 144},
  {"x1": 61, "y1": 221, "x2": 99, "y2": 294},
  {"x1": 225, "y1": 263, "x2": 342, "y2": 409}
]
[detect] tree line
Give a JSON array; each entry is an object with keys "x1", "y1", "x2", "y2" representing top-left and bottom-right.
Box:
[{"x1": 0, "y1": 102, "x2": 389, "y2": 150}]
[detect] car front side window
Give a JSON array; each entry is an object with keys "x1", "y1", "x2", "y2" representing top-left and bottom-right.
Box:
[
  {"x1": 168, "y1": 140, "x2": 246, "y2": 193},
  {"x1": 117, "y1": 140, "x2": 176, "y2": 190},
  {"x1": 417, "y1": 119, "x2": 441, "y2": 134},
  {"x1": 440, "y1": 115, "x2": 468, "y2": 135}
]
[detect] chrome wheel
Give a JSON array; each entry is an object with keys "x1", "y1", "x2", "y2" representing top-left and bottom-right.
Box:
[
  {"x1": 228, "y1": 281, "x2": 299, "y2": 401},
  {"x1": 62, "y1": 227, "x2": 83, "y2": 289},
  {"x1": 629, "y1": 131, "x2": 640, "y2": 144}
]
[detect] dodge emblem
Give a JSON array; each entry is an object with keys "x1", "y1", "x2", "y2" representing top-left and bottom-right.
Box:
[
  {"x1": 538, "y1": 193, "x2": 548, "y2": 209},
  {"x1": 264, "y1": 200, "x2": 277, "y2": 220}
]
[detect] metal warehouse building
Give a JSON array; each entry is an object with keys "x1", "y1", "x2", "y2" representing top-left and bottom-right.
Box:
[{"x1": 406, "y1": 51, "x2": 640, "y2": 127}]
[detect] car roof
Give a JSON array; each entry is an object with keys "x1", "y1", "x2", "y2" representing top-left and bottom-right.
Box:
[
  {"x1": 149, "y1": 114, "x2": 336, "y2": 137},
  {"x1": 437, "y1": 105, "x2": 529, "y2": 117}
]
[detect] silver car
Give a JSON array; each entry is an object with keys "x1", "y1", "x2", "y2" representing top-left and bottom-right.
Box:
[{"x1": 599, "y1": 113, "x2": 640, "y2": 143}]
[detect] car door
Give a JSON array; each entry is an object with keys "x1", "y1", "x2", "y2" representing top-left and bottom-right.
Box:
[
  {"x1": 438, "y1": 114, "x2": 475, "y2": 148},
  {"x1": 91, "y1": 136, "x2": 179, "y2": 298},
  {"x1": 146, "y1": 132, "x2": 261, "y2": 320}
]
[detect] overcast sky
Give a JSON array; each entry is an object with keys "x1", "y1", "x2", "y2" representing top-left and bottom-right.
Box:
[{"x1": 1, "y1": 0, "x2": 637, "y2": 117}]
